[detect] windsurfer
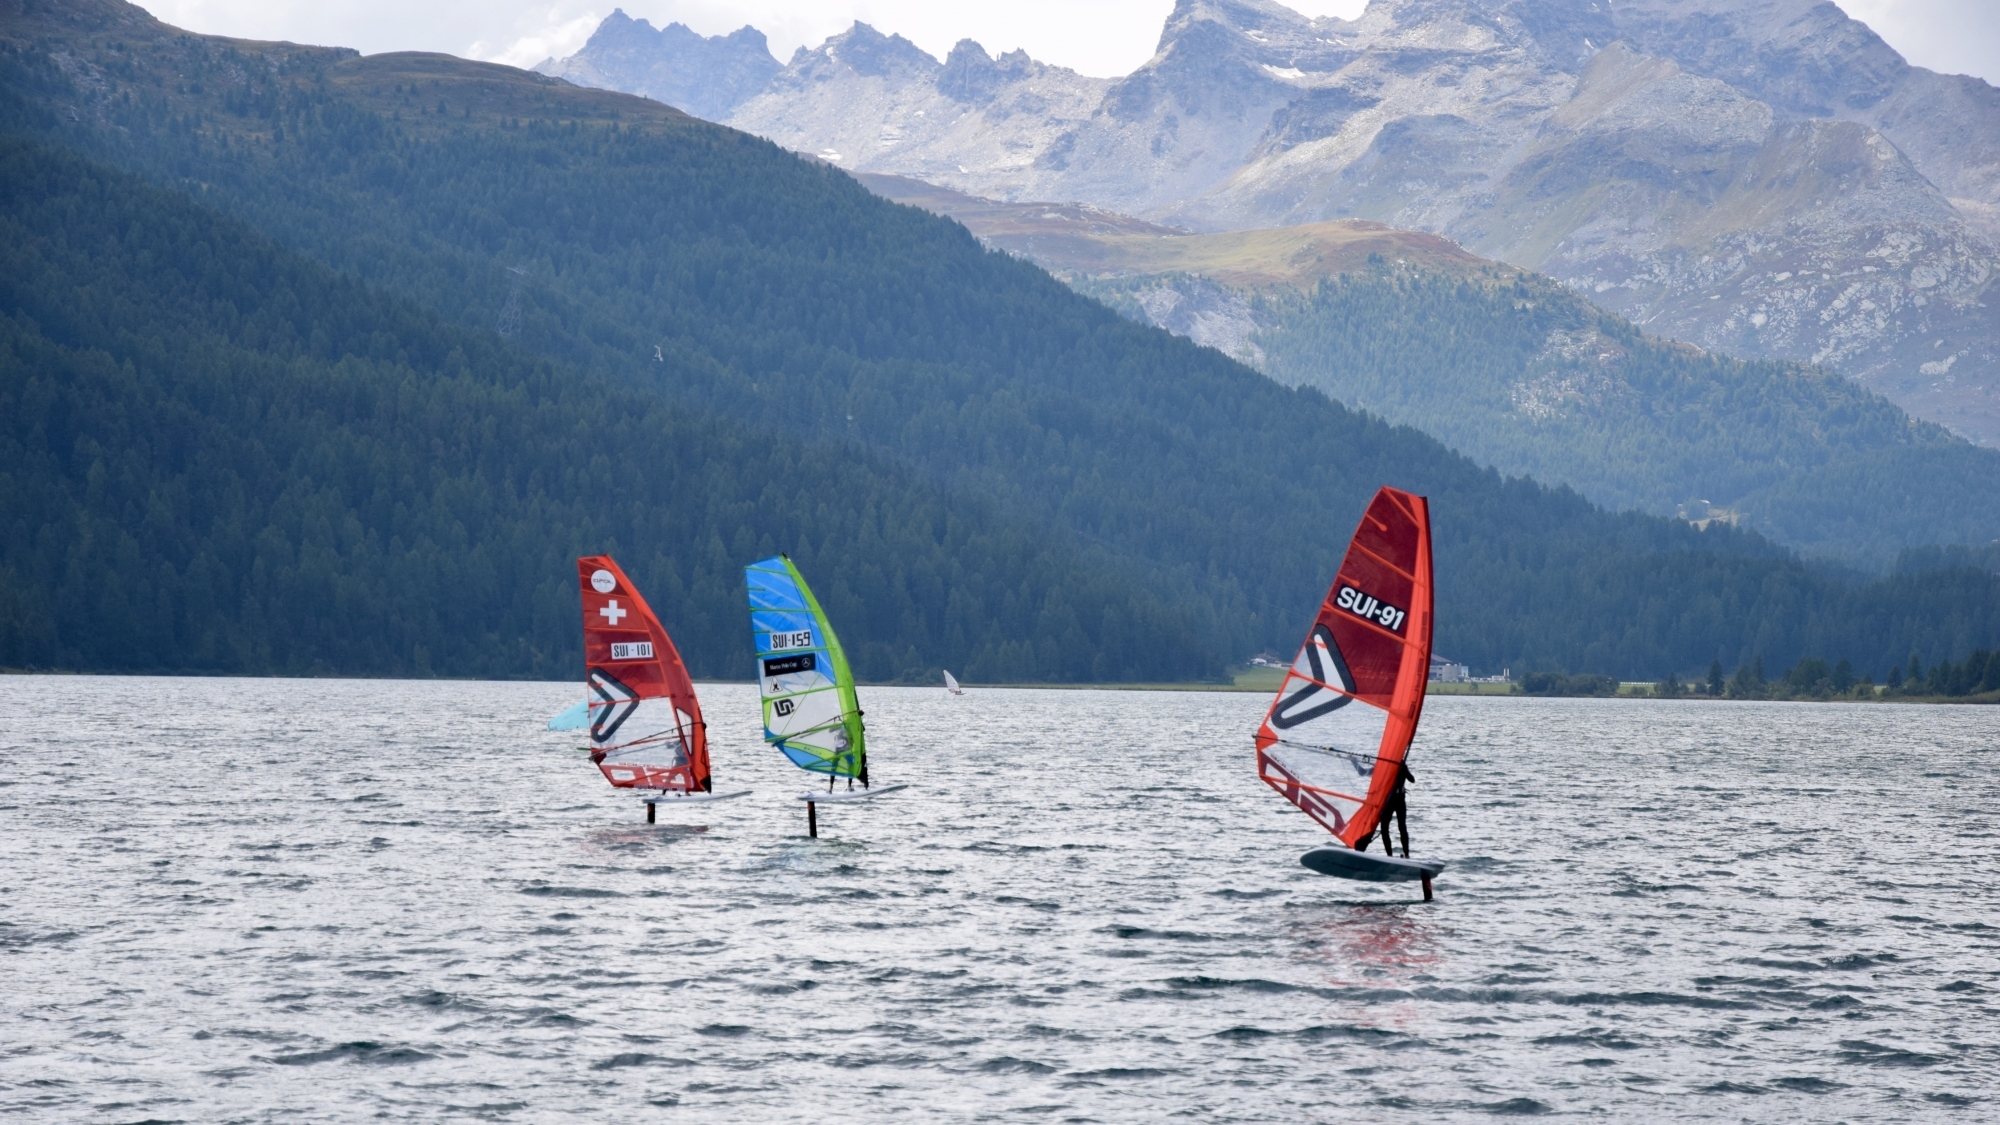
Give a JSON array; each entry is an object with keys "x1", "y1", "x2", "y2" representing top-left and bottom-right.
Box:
[
  {"x1": 1376, "y1": 761, "x2": 1416, "y2": 857},
  {"x1": 833, "y1": 725, "x2": 869, "y2": 790}
]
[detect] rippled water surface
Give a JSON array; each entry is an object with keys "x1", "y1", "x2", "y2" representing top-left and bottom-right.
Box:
[{"x1": 2, "y1": 677, "x2": 1997, "y2": 1122}]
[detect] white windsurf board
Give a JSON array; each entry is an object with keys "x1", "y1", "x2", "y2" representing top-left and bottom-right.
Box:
[
  {"x1": 796, "y1": 783, "x2": 909, "y2": 803},
  {"x1": 642, "y1": 789, "x2": 752, "y2": 805}
]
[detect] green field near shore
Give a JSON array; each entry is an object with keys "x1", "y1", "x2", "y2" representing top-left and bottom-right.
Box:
[{"x1": 1424, "y1": 681, "x2": 1520, "y2": 695}]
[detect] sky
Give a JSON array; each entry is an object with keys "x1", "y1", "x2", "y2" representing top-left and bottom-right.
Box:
[{"x1": 133, "y1": 0, "x2": 2000, "y2": 84}]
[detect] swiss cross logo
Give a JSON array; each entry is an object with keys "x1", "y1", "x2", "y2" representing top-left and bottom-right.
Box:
[{"x1": 599, "y1": 599, "x2": 628, "y2": 626}]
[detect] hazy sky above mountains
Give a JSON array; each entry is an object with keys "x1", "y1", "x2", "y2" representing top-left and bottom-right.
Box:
[{"x1": 137, "y1": 0, "x2": 2000, "y2": 85}]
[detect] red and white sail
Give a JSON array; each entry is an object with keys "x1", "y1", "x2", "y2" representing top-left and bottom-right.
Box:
[
  {"x1": 1255, "y1": 487, "x2": 1433, "y2": 846},
  {"x1": 577, "y1": 556, "x2": 710, "y2": 793}
]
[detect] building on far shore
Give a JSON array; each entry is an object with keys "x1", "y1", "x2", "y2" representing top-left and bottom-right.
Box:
[
  {"x1": 1431, "y1": 655, "x2": 1511, "y2": 684},
  {"x1": 1429, "y1": 656, "x2": 1470, "y2": 683}
]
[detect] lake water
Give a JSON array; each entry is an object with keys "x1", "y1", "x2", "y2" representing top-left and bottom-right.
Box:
[{"x1": 2, "y1": 678, "x2": 1996, "y2": 1122}]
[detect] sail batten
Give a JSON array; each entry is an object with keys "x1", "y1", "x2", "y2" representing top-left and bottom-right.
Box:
[
  {"x1": 1254, "y1": 487, "x2": 1433, "y2": 846},
  {"x1": 577, "y1": 555, "x2": 710, "y2": 793}
]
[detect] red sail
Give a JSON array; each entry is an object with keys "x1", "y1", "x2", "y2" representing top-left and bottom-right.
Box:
[
  {"x1": 577, "y1": 556, "x2": 711, "y2": 792},
  {"x1": 1254, "y1": 487, "x2": 1433, "y2": 845}
]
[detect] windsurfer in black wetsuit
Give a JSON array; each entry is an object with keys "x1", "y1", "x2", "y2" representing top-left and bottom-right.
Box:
[{"x1": 1375, "y1": 760, "x2": 1417, "y2": 858}]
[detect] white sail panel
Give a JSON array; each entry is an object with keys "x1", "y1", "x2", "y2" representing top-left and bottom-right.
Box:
[
  {"x1": 764, "y1": 685, "x2": 845, "y2": 739},
  {"x1": 589, "y1": 697, "x2": 691, "y2": 763},
  {"x1": 1258, "y1": 745, "x2": 1370, "y2": 832},
  {"x1": 1263, "y1": 626, "x2": 1389, "y2": 757}
]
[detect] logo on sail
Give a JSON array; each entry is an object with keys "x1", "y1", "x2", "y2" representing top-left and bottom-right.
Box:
[
  {"x1": 1259, "y1": 755, "x2": 1348, "y2": 832},
  {"x1": 1270, "y1": 625, "x2": 1357, "y2": 729},
  {"x1": 762, "y1": 653, "x2": 817, "y2": 677},
  {"x1": 587, "y1": 667, "x2": 641, "y2": 744},
  {"x1": 1335, "y1": 585, "x2": 1407, "y2": 633}
]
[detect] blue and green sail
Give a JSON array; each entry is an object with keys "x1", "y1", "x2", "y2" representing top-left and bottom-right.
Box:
[{"x1": 744, "y1": 556, "x2": 867, "y2": 782}]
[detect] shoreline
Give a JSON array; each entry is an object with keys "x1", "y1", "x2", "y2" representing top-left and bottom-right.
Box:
[{"x1": 4, "y1": 667, "x2": 1994, "y2": 704}]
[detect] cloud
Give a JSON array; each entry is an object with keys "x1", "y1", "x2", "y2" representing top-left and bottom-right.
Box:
[{"x1": 469, "y1": 10, "x2": 604, "y2": 69}]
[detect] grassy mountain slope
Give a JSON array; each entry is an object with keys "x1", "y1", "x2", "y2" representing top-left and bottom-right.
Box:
[
  {"x1": 3, "y1": 0, "x2": 1998, "y2": 679},
  {"x1": 861, "y1": 175, "x2": 2000, "y2": 567},
  {"x1": 857, "y1": 172, "x2": 1497, "y2": 287}
]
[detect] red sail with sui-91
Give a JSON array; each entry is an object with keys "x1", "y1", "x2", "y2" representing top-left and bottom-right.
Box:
[{"x1": 1254, "y1": 487, "x2": 1434, "y2": 846}]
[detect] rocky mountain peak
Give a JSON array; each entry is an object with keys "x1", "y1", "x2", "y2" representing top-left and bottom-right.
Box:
[
  {"x1": 1153, "y1": 0, "x2": 1355, "y2": 70},
  {"x1": 1606, "y1": 0, "x2": 2000, "y2": 211},
  {"x1": 939, "y1": 40, "x2": 1047, "y2": 103},
  {"x1": 542, "y1": 0, "x2": 2000, "y2": 443},
  {"x1": 792, "y1": 22, "x2": 939, "y2": 82},
  {"x1": 1609, "y1": 0, "x2": 1911, "y2": 117},
  {"x1": 532, "y1": 9, "x2": 777, "y2": 121}
]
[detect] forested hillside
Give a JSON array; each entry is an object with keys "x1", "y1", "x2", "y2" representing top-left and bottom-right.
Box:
[
  {"x1": 1080, "y1": 270, "x2": 2000, "y2": 567},
  {"x1": 3, "y1": 0, "x2": 1999, "y2": 682},
  {"x1": 1897, "y1": 544, "x2": 2000, "y2": 577},
  {"x1": 0, "y1": 137, "x2": 1226, "y2": 681}
]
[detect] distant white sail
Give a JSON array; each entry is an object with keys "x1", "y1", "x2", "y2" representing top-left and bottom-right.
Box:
[{"x1": 943, "y1": 669, "x2": 963, "y2": 695}]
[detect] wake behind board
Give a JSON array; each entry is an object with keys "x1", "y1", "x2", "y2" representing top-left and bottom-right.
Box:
[{"x1": 1301, "y1": 845, "x2": 1445, "y2": 883}]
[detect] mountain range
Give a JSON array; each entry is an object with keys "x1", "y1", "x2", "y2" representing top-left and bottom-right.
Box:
[
  {"x1": 861, "y1": 171, "x2": 2000, "y2": 568},
  {"x1": 543, "y1": 0, "x2": 2000, "y2": 447},
  {"x1": 5, "y1": 0, "x2": 1999, "y2": 684}
]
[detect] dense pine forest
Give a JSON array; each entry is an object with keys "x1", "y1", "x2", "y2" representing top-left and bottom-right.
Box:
[
  {"x1": 0, "y1": 138, "x2": 1225, "y2": 681},
  {"x1": 3, "y1": 0, "x2": 2000, "y2": 683}
]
